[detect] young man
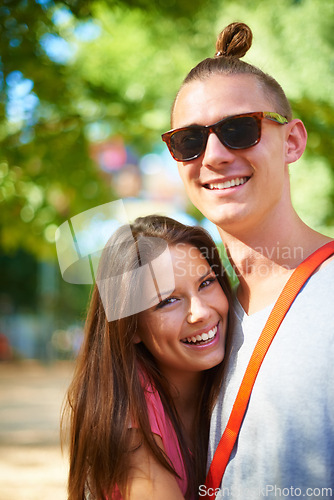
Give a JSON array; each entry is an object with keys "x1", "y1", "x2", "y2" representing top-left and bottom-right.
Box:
[{"x1": 162, "y1": 22, "x2": 334, "y2": 499}]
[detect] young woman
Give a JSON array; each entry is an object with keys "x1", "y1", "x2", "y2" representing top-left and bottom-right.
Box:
[{"x1": 62, "y1": 215, "x2": 232, "y2": 500}]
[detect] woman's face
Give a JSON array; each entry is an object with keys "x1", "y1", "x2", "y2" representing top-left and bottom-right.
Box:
[{"x1": 136, "y1": 244, "x2": 229, "y2": 382}]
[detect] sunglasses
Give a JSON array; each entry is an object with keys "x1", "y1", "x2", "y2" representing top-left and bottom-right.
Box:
[{"x1": 161, "y1": 111, "x2": 288, "y2": 161}]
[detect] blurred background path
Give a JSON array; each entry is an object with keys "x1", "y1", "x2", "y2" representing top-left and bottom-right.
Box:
[{"x1": 0, "y1": 361, "x2": 74, "y2": 500}]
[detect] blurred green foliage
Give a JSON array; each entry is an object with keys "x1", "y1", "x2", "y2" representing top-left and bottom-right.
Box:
[{"x1": 0, "y1": 0, "x2": 333, "y2": 316}]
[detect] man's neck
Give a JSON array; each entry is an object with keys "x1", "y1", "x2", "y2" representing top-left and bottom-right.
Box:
[{"x1": 219, "y1": 217, "x2": 332, "y2": 314}]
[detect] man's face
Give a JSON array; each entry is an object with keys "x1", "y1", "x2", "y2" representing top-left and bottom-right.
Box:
[{"x1": 172, "y1": 74, "x2": 292, "y2": 235}]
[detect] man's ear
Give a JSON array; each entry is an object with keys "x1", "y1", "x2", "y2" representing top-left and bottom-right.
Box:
[{"x1": 285, "y1": 119, "x2": 307, "y2": 165}]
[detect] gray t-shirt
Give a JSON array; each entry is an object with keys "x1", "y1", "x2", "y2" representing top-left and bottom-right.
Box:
[{"x1": 207, "y1": 260, "x2": 334, "y2": 499}]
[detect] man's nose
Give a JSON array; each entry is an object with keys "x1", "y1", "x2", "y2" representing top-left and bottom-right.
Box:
[{"x1": 202, "y1": 132, "x2": 236, "y2": 168}]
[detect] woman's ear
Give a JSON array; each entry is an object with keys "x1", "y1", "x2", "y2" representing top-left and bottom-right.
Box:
[
  {"x1": 284, "y1": 119, "x2": 307, "y2": 165},
  {"x1": 133, "y1": 332, "x2": 142, "y2": 344}
]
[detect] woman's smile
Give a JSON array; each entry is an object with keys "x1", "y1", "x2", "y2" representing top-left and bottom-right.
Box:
[{"x1": 181, "y1": 321, "x2": 219, "y2": 345}]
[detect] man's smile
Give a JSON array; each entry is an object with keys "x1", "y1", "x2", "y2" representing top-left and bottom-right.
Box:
[{"x1": 203, "y1": 176, "x2": 250, "y2": 190}]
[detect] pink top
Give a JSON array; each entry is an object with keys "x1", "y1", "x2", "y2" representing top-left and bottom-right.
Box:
[
  {"x1": 138, "y1": 379, "x2": 188, "y2": 496},
  {"x1": 111, "y1": 377, "x2": 188, "y2": 499}
]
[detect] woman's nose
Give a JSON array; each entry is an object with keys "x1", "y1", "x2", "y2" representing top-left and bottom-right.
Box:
[{"x1": 187, "y1": 295, "x2": 210, "y2": 323}]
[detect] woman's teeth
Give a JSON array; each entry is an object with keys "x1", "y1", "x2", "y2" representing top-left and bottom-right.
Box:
[{"x1": 182, "y1": 325, "x2": 218, "y2": 345}]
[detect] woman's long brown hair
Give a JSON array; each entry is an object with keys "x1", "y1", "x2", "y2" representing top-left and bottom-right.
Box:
[{"x1": 62, "y1": 215, "x2": 232, "y2": 499}]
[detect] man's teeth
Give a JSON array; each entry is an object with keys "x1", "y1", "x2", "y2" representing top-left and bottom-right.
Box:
[
  {"x1": 207, "y1": 177, "x2": 248, "y2": 190},
  {"x1": 182, "y1": 325, "x2": 218, "y2": 344}
]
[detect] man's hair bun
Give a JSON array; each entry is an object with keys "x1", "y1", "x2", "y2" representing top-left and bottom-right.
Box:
[{"x1": 215, "y1": 22, "x2": 253, "y2": 59}]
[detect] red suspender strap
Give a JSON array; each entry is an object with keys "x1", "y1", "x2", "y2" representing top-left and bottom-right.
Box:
[{"x1": 204, "y1": 241, "x2": 334, "y2": 499}]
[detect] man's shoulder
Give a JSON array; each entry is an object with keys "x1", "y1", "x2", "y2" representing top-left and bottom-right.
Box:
[
  {"x1": 318, "y1": 252, "x2": 334, "y2": 271},
  {"x1": 288, "y1": 256, "x2": 334, "y2": 327},
  {"x1": 309, "y1": 251, "x2": 334, "y2": 284}
]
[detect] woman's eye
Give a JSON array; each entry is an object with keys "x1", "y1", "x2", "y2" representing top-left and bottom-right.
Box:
[
  {"x1": 200, "y1": 276, "x2": 216, "y2": 289},
  {"x1": 155, "y1": 297, "x2": 178, "y2": 309}
]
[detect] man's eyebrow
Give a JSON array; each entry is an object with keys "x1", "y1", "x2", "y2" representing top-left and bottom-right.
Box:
[{"x1": 172, "y1": 121, "x2": 203, "y2": 130}]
